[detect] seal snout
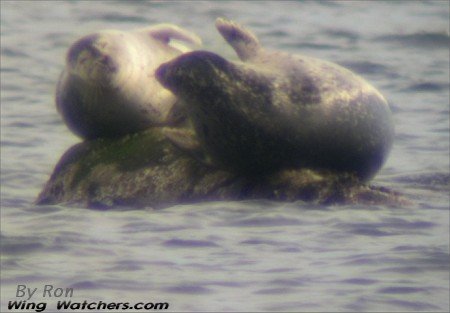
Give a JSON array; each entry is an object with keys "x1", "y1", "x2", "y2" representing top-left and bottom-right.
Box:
[{"x1": 155, "y1": 62, "x2": 172, "y2": 89}]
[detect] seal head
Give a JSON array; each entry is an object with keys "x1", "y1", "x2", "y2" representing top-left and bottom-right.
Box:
[{"x1": 57, "y1": 25, "x2": 201, "y2": 139}]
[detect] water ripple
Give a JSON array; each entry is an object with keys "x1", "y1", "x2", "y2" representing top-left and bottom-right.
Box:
[
  {"x1": 390, "y1": 172, "x2": 450, "y2": 191},
  {"x1": 162, "y1": 238, "x2": 219, "y2": 248},
  {"x1": 0, "y1": 235, "x2": 44, "y2": 255},
  {"x1": 378, "y1": 286, "x2": 429, "y2": 294},
  {"x1": 68, "y1": 281, "x2": 98, "y2": 290},
  {"x1": 338, "y1": 60, "x2": 400, "y2": 78},
  {"x1": 383, "y1": 299, "x2": 440, "y2": 311},
  {"x1": 164, "y1": 284, "x2": 213, "y2": 295},
  {"x1": 254, "y1": 287, "x2": 297, "y2": 295},
  {"x1": 402, "y1": 81, "x2": 450, "y2": 92},
  {"x1": 340, "y1": 278, "x2": 379, "y2": 285},
  {"x1": 323, "y1": 28, "x2": 360, "y2": 41},
  {"x1": 217, "y1": 216, "x2": 303, "y2": 227},
  {"x1": 375, "y1": 32, "x2": 450, "y2": 49},
  {"x1": 1, "y1": 47, "x2": 29, "y2": 58}
]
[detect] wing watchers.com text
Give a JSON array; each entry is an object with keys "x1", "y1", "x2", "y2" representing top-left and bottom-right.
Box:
[
  {"x1": 8, "y1": 300, "x2": 169, "y2": 312},
  {"x1": 7, "y1": 284, "x2": 169, "y2": 312}
]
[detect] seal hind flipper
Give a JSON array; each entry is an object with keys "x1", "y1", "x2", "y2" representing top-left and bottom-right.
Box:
[
  {"x1": 139, "y1": 24, "x2": 202, "y2": 47},
  {"x1": 215, "y1": 17, "x2": 261, "y2": 61}
]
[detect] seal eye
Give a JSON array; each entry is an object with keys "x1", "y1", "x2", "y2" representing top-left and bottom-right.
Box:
[
  {"x1": 100, "y1": 55, "x2": 117, "y2": 72},
  {"x1": 67, "y1": 34, "x2": 99, "y2": 67}
]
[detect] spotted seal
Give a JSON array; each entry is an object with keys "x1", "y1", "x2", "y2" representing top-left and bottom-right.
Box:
[
  {"x1": 56, "y1": 24, "x2": 201, "y2": 139},
  {"x1": 156, "y1": 18, "x2": 394, "y2": 181}
]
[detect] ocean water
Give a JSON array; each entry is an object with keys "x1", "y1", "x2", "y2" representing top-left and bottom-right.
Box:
[{"x1": 1, "y1": 1, "x2": 449, "y2": 312}]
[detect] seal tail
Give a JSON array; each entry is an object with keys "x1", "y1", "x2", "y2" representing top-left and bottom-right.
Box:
[{"x1": 215, "y1": 17, "x2": 261, "y2": 62}]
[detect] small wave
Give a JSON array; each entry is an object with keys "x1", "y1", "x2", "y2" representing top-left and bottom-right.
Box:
[
  {"x1": 240, "y1": 239, "x2": 282, "y2": 245},
  {"x1": 0, "y1": 67, "x2": 20, "y2": 74},
  {"x1": 204, "y1": 281, "x2": 245, "y2": 288},
  {"x1": 1, "y1": 47, "x2": 29, "y2": 58},
  {"x1": 323, "y1": 28, "x2": 359, "y2": 41},
  {"x1": 162, "y1": 238, "x2": 219, "y2": 248},
  {"x1": 7, "y1": 122, "x2": 36, "y2": 129},
  {"x1": 378, "y1": 265, "x2": 424, "y2": 274},
  {"x1": 374, "y1": 32, "x2": 450, "y2": 49},
  {"x1": 68, "y1": 281, "x2": 98, "y2": 290},
  {"x1": 107, "y1": 260, "x2": 144, "y2": 272},
  {"x1": 378, "y1": 286, "x2": 429, "y2": 294},
  {"x1": 286, "y1": 42, "x2": 340, "y2": 50},
  {"x1": 402, "y1": 81, "x2": 449, "y2": 92},
  {"x1": 217, "y1": 216, "x2": 303, "y2": 227},
  {"x1": 382, "y1": 299, "x2": 440, "y2": 311},
  {"x1": 0, "y1": 235, "x2": 44, "y2": 255},
  {"x1": 164, "y1": 284, "x2": 213, "y2": 294},
  {"x1": 338, "y1": 61, "x2": 400, "y2": 78},
  {"x1": 69, "y1": 279, "x2": 147, "y2": 291},
  {"x1": 339, "y1": 219, "x2": 436, "y2": 238},
  {"x1": 389, "y1": 171, "x2": 450, "y2": 191},
  {"x1": 377, "y1": 249, "x2": 449, "y2": 273},
  {"x1": 347, "y1": 225, "x2": 393, "y2": 237},
  {"x1": 340, "y1": 278, "x2": 378, "y2": 285},
  {"x1": 254, "y1": 287, "x2": 296, "y2": 295},
  {"x1": 264, "y1": 29, "x2": 289, "y2": 38},
  {"x1": 80, "y1": 13, "x2": 147, "y2": 24},
  {"x1": 269, "y1": 278, "x2": 306, "y2": 287}
]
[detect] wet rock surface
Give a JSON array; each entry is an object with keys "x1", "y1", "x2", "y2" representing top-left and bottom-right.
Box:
[{"x1": 36, "y1": 127, "x2": 406, "y2": 209}]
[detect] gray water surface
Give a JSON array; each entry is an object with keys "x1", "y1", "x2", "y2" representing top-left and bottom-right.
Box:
[{"x1": 1, "y1": 1, "x2": 449, "y2": 312}]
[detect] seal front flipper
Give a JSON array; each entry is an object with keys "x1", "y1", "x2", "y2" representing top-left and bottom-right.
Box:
[
  {"x1": 162, "y1": 127, "x2": 214, "y2": 167},
  {"x1": 215, "y1": 17, "x2": 261, "y2": 61},
  {"x1": 139, "y1": 24, "x2": 202, "y2": 48}
]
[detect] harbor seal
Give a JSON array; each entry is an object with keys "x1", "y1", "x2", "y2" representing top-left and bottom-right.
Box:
[
  {"x1": 156, "y1": 18, "x2": 394, "y2": 181},
  {"x1": 56, "y1": 24, "x2": 202, "y2": 139}
]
